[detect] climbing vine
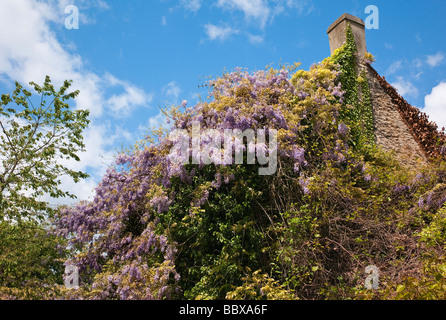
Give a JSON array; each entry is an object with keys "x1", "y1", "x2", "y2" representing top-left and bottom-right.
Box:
[
  {"x1": 358, "y1": 70, "x2": 375, "y2": 145},
  {"x1": 331, "y1": 23, "x2": 375, "y2": 147}
]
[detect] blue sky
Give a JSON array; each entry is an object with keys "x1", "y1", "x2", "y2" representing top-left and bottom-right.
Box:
[{"x1": 0, "y1": 0, "x2": 445, "y2": 204}]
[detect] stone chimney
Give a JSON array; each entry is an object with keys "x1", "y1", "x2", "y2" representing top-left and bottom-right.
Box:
[{"x1": 327, "y1": 13, "x2": 367, "y2": 56}]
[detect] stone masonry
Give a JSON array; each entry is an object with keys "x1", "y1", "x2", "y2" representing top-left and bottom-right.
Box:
[{"x1": 362, "y1": 62, "x2": 427, "y2": 167}]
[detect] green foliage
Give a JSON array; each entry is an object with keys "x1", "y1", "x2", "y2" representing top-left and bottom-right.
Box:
[
  {"x1": 417, "y1": 204, "x2": 446, "y2": 248},
  {"x1": 358, "y1": 70, "x2": 374, "y2": 144},
  {"x1": 332, "y1": 24, "x2": 358, "y2": 107},
  {"x1": 376, "y1": 204, "x2": 446, "y2": 300},
  {"x1": 0, "y1": 76, "x2": 90, "y2": 222},
  {"x1": 390, "y1": 259, "x2": 446, "y2": 300},
  {"x1": 0, "y1": 220, "x2": 67, "y2": 299},
  {"x1": 226, "y1": 269, "x2": 295, "y2": 300},
  {"x1": 331, "y1": 24, "x2": 375, "y2": 148},
  {"x1": 0, "y1": 76, "x2": 89, "y2": 300},
  {"x1": 159, "y1": 164, "x2": 269, "y2": 299}
]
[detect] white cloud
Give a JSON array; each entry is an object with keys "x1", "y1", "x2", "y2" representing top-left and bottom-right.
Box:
[
  {"x1": 423, "y1": 82, "x2": 446, "y2": 129},
  {"x1": 415, "y1": 33, "x2": 422, "y2": 43},
  {"x1": 215, "y1": 0, "x2": 313, "y2": 29},
  {"x1": 162, "y1": 81, "x2": 182, "y2": 103},
  {"x1": 42, "y1": 121, "x2": 133, "y2": 205},
  {"x1": 386, "y1": 60, "x2": 402, "y2": 75},
  {"x1": 95, "y1": 0, "x2": 110, "y2": 10},
  {"x1": 181, "y1": 0, "x2": 201, "y2": 12},
  {"x1": 0, "y1": 0, "x2": 152, "y2": 119},
  {"x1": 48, "y1": 0, "x2": 110, "y2": 26},
  {"x1": 148, "y1": 112, "x2": 168, "y2": 130},
  {"x1": 204, "y1": 24, "x2": 239, "y2": 41},
  {"x1": 248, "y1": 34, "x2": 264, "y2": 44},
  {"x1": 217, "y1": 0, "x2": 270, "y2": 28},
  {"x1": 283, "y1": 0, "x2": 314, "y2": 15},
  {"x1": 413, "y1": 71, "x2": 424, "y2": 80},
  {"x1": 391, "y1": 77, "x2": 419, "y2": 98},
  {"x1": 413, "y1": 58, "x2": 424, "y2": 69},
  {"x1": 63, "y1": 122, "x2": 116, "y2": 177},
  {"x1": 0, "y1": 0, "x2": 152, "y2": 203},
  {"x1": 426, "y1": 52, "x2": 444, "y2": 67},
  {"x1": 137, "y1": 112, "x2": 169, "y2": 141},
  {"x1": 104, "y1": 74, "x2": 153, "y2": 116},
  {"x1": 42, "y1": 175, "x2": 98, "y2": 206}
]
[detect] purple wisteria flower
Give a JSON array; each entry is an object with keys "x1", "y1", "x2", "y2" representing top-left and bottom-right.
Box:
[
  {"x1": 51, "y1": 61, "x2": 347, "y2": 300},
  {"x1": 298, "y1": 91, "x2": 309, "y2": 100},
  {"x1": 291, "y1": 146, "x2": 307, "y2": 173},
  {"x1": 298, "y1": 176, "x2": 311, "y2": 195},
  {"x1": 331, "y1": 83, "x2": 344, "y2": 99},
  {"x1": 150, "y1": 195, "x2": 172, "y2": 214},
  {"x1": 338, "y1": 123, "x2": 349, "y2": 137},
  {"x1": 393, "y1": 183, "x2": 410, "y2": 194}
]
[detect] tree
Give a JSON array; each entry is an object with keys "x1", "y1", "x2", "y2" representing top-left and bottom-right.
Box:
[
  {"x1": 0, "y1": 219, "x2": 67, "y2": 299},
  {"x1": 0, "y1": 76, "x2": 90, "y2": 222}
]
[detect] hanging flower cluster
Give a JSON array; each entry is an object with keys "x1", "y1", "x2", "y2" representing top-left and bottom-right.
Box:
[{"x1": 53, "y1": 58, "x2": 354, "y2": 300}]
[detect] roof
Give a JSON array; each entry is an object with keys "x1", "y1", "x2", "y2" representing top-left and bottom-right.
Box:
[{"x1": 368, "y1": 64, "x2": 446, "y2": 159}]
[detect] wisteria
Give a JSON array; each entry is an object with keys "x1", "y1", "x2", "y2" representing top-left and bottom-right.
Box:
[
  {"x1": 6, "y1": 21, "x2": 446, "y2": 301},
  {"x1": 338, "y1": 123, "x2": 349, "y2": 137},
  {"x1": 52, "y1": 58, "x2": 352, "y2": 300}
]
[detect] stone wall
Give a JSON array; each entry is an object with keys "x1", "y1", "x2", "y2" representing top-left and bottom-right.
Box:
[
  {"x1": 360, "y1": 61, "x2": 428, "y2": 168},
  {"x1": 369, "y1": 65, "x2": 446, "y2": 160}
]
